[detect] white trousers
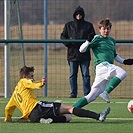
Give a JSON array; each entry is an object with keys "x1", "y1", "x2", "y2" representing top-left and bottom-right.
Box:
[{"x1": 85, "y1": 62, "x2": 127, "y2": 103}]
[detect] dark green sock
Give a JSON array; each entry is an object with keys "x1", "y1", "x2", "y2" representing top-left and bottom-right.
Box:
[
  {"x1": 105, "y1": 76, "x2": 121, "y2": 94},
  {"x1": 72, "y1": 97, "x2": 88, "y2": 108}
]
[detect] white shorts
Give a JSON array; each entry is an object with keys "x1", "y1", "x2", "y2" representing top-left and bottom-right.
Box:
[{"x1": 85, "y1": 61, "x2": 127, "y2": 103}]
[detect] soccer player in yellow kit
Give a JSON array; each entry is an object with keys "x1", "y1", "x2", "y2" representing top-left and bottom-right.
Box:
[{"x1": 5, "y1": 66, "x2": 110, "y2": 123}]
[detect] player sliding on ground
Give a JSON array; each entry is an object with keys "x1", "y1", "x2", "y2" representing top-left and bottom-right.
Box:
[
  {"x1": 72, "y1": 18, "x2": 133, "y2": 108},
  {"x1": 5, "y1": 66, "x2": 110, "y2": 123}
]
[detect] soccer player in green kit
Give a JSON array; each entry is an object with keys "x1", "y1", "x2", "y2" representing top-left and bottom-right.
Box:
[{"x1": 73, "y1": 18, "x2": 133, "y2": 108}]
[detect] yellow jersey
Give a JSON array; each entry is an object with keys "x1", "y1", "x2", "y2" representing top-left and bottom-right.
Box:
[{"x1": 5, "y1": 78, "x2": 44, "y2": 121}]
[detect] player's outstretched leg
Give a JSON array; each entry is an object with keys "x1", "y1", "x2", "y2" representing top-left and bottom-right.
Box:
[{"x1": 72, "y1": 107, "x2": 110, "y2": 122}]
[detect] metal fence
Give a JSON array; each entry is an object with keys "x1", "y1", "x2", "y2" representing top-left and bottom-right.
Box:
[{"x1": 0, "y1": 0, "x2": 133, "y2": 98}]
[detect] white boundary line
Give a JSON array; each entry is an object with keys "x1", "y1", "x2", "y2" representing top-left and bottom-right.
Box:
[
  {"x1": 63, "y1": 101, "x2": 129, "y2": 104},
  {"x1": 0, "y1": 117, "x2": 133, "y2": 121},
  {"x1": 0, "y1": 101, "x2": 129, "y2": 104},
  {"x1": 72, "y1": 117, "x2": 133, "y2": 120},
  {"x1": 56, "y1": 101, "x2": 129, "y2": 104}
]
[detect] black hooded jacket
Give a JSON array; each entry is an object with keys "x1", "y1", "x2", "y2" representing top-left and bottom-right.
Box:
[{"x1": 60, "y1": 6, "x2": 95, "y2": 61}]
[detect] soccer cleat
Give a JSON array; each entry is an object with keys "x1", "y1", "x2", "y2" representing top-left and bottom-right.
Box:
[
  {"x1": 99, "y1": 91, "x2": 110, "y2": 103},
  {"x1": 40, "y1": 118, "x2": 53, "y2": 124},
  {"x1": 99, "y1": 107, "x2": 110, "y2": 122}
]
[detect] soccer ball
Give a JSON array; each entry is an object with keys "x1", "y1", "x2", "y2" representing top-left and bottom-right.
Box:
[{"x1": 127, "y1": 99, "x2": 133, "y2": 113}]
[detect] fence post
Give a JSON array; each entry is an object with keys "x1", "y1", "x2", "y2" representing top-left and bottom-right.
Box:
[{"x1": 4, "y1": 0, "x2": 10, "y2": 98}]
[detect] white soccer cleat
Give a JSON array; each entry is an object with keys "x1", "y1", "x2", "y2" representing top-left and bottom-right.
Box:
[
  {"x1": 99, "y1": 91, "x2": 110, "y2": 103},
  {"x1": 40, "y1": 118, "x2": 53, "y2": 124},
  {"x1": 99, "y1": 107, "x2": 110, "y2": 122}
]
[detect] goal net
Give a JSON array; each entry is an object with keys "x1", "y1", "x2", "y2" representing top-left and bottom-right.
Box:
[{"x1": 8, "y1": 0, "x2": 25, "y2": 95}]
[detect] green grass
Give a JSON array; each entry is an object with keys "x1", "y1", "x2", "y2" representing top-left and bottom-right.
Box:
[{"x1": 0, "y1": 98, "x2": 133, "y2": 133}]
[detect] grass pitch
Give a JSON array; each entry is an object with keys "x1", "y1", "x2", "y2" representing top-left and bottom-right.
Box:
[{"x1": 0, "y1": 98, "x2": 133, "y2": 133}]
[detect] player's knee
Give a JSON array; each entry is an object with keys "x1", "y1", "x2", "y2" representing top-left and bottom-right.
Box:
[
  {"x1": 123, "y1": 71, "x2": 127, "y2": 78},
  {"x1": 119, "y1": 70, "x2": 127, "y2": 80},
  {"x1": 64, "y1": 114, "x2": 72, "y2": 122}
]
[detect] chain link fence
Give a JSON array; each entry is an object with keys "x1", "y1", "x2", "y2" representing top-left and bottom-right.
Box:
[{"x1": 0, "y1": 0, "x2": 133, "y2": 98}]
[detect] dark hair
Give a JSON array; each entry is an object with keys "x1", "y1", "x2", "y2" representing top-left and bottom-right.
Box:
[
  {"x1": 98, "y1": 18, "x2": 112, "y2": 29},
  {"x1": 20, "y1": 66, "x2": 34, "y2": 79}
]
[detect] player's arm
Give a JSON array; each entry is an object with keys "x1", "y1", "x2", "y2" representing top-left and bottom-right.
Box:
[
  {"x1": 79, "y1": 35, "x2": 98, "y2": 53},
  {"x1": 79, "y1": 40, "x2": 90, "y2": 53},
  {"x1": 23, "y1": 77, "x2": 46, "y2": 89},
  {"x1": 114, "y1": 55, "x2": 124, "y2": 64},
  {"x1": 5, "y1": 96, "x2": 16, "y2": 122},
  {"x1": 115, "y1": 55, "x2": 133, "y2": 65}
]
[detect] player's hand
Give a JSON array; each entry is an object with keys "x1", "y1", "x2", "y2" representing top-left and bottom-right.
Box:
[
  {"x1": 42, "y1": 77, "x2": 47, "y2": 84},
  {"x1": 123, "y1": 59, "x2": 133, "y2": 65}
]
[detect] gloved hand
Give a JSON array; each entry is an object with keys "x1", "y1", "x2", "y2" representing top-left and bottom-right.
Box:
[{"x1": 123, "y1": 59, "x2": 133, "y2": 65}]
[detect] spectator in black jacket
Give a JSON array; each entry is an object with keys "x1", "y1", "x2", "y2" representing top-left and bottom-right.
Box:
[{"x1": 60, "y1": 6, "x2": 95, "y2": 98}]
